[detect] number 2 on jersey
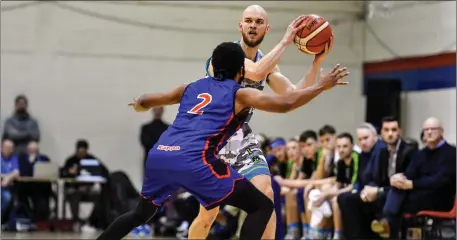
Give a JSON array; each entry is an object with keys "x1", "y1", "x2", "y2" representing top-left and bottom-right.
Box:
[{"x1": 187, "y1": 93, "x2": 212, "y2": 115}]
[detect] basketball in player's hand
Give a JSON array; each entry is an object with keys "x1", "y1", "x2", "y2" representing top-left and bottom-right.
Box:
[{"x1": 294, "y1": 15, "x2": 333, "y2": 55}]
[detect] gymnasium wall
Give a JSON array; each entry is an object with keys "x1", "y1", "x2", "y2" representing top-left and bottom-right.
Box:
[
  {"x1": 1, "y1": 1, "x2": 365, "y2": 188},
  {"x1": 363, "y1": 1, "x2": 456, "y2": 143}
]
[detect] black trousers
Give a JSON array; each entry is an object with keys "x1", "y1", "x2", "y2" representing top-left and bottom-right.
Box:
[
  {"x1": 64, "y1": 185, "x2": 100, "y2": 223},
  {"x1": 337, "y1": 191, "x2": 387, "y2": 240},
  {"x1": 17, "y1": 182, "x2": 52, "y2": 221}
]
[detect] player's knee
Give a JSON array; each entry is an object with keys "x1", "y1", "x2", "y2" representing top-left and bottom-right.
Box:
[
  {"x1": 251, "y1": 175, "x2": 273, "y2": 201},
  {"x1": 320, "y1": 183, "x2": 333, "y2": 192},
  {"x1": 304, "y1": 185, "x2": 314, "y2": 199},
  {"x1": 262, "y1": 186, "x2": 274, "y2": 201},
  {"x1": 246, "y1": 190, "x2": 274, "y2": 216}
]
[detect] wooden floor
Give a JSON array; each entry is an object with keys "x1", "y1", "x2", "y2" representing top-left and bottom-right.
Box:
[{"x1": 1, "y1": 232, "x2": 168, "y2": 239}]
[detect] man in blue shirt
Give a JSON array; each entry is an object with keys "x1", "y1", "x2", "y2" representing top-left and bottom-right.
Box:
[{"x1": 1, "y1": 139, "x2": 20, "y2": 216}]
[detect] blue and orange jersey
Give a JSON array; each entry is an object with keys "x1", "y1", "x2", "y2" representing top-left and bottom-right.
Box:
[
  {"x1": 151, "y1": 77, "x2": 249, "y2": 164},
  {"x1": 205, "y1": 41, "x2": 267, "y2": 126}
]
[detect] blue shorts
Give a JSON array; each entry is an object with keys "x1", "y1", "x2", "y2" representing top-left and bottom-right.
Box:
[
  {"x1": 238, "y1": 156, "x2": 271, "y2": 180},
  {"x1": 141, "y1": 150, "x2": 246, "y2": 210}
]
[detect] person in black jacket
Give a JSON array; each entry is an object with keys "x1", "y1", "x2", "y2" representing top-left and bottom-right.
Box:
[
  {"x1": 361, "y1": 117, "x2": 418, "y2": 203},
  {"x1": 371, "y1": 117, "x2": 456, "y2": 238},
  {"x1": 61, "y1": 139, "x2": 110, "y2": 232},
  {"x1": 140, "y1": 107, "x2": 169, "y2": 168},
  {"x1": 338, "y1": 118, "x2": 418, "y2": 239},
  {"x1": 337, "y1": 123, "x2": 383, "y2": 239},
  {"x1": 2, "y1": 95, "x2": 40, "y2": 155}
]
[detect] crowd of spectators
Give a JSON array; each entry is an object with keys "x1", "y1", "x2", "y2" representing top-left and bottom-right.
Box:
[
  {"x1": 1, "y1": 95, "x2": 111, "y2": 233},
  {"x1": 166, "y1": 117, "x2": 455, "y2": 240},
  {"x1": 1, "y1": 94, "x2": 455, "y2": 240}
]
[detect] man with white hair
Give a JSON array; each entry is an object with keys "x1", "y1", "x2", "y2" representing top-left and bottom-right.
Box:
[
  {"x1": 336, "y1": 122, "x2": 387, "y2": 239},
  {"x1": 17, "y1": 141, "x2": 52, "y2": 222},
  {"x1": 371, "y1": 117, "x2": 456, "y2": 239}
]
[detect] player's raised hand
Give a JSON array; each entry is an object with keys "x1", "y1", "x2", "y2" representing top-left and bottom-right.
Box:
[
  {"x1": 281, "y1": 15, "x2": 308, "y2": 46},
  {"x1": 128, "y1": 98, "x2": 150, "y2": 112},
  {"x1": 317, "y1": 64, "x2": 350, "y2": 90},
  {"x1": 314, "y1": 36, "x2": 334, "y2": 63}
]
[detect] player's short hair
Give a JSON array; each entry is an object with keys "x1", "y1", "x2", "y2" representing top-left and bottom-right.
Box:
[
  {"x1": 76, "y1": 139, "x2": 89, "y2": 150},
  {"x1": 299, "y1": 130, "x2": 317, "y2": 142},
  {"x1": 318, "y1": 125, "x2": 336, "y2": 136},
  {"x1": 211, "y1": 42, "x2": 245, "y2": 80},
  {"x1": 337, "y1": 132, "x2": 354, "y2": 144},
  {"x1": 381, "y1": 116, "x2": 400, "y2": 128}
]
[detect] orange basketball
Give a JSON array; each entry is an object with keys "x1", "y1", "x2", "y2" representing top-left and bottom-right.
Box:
[{"x1": 294, "y1": 15, "x2": 333, "y2": 55}]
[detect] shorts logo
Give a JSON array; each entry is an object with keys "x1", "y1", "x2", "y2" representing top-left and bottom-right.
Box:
[
  {"x1": 251, "y1": 156, "x2": 261, "y2": 163},
  {"x1": 157, "y1": 145, "x2": 181, "y2": 151},
  {"x1": 247, "y1": 148, "x2": 261, "y2": 163}
]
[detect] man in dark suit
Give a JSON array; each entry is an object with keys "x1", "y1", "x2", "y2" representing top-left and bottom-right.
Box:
[
  {"x1": 337, "y1": 123, "x2": 385, "y2": 239},
  {"x1": 371, "y1": 117, "x2": 456, "y2": 238},
  {"x1": 338, "y1": 118, "x2": 419, "y2": 239},
  {"x1": 140, "y1": 107, "x2": 169, "y2": 167},
  {"x1": 361, "y1": 116, "x2": 418, "y2": 201}
]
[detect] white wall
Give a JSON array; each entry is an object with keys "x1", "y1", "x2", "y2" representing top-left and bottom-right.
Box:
[
  {"x1": 1, "y1": 1, "x2": 364, "y2": 188},
  {"x1": 364, "y1": 1, "x2": 456, "y2": 143}
]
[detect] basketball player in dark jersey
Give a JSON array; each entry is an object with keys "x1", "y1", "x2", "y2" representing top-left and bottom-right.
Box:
[
  {"x1": 191, "y1": 5, "x2": 338, "y2": 240},
  {"x1": 96, "y1": 42, "x2": 349, "y2": 240}
]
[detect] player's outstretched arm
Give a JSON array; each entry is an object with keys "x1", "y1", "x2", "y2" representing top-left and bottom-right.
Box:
[
  {"x1": 128, "y1": 84, "x2": 188, "y2": 112},
  {"x1": 236, "y1": 85, "x2": 323, "y2": 113},
  {"x1": 236, "y1": 65, "x2": 349, "y2": 113},
  {"x1": 267, "y1": 37, "x2": 335, "y2": 95}
]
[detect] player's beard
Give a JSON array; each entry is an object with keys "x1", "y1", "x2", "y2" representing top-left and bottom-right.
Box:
[{"x1": 241, "y1": 31, "x2": 265, "y2": 48}]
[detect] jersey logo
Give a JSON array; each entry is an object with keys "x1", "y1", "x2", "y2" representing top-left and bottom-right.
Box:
[{"x1": 187, "y1": 93, "x2": 212, "y2": 115}]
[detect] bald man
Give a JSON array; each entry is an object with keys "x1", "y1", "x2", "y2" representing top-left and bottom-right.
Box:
[
  {"x1": 189, "y1": 5, "x2": 347, "y2": 240},
  {"x1": 371, "y1": 117, "x2": 456, "y2": 239}
]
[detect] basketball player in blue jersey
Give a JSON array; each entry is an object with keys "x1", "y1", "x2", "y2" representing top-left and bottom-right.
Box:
[
  {"x1": 96, "y1": 42, "x2": 349, "y2": 240},
  {"x1": 190, "y1": 5, "x2": 338, "y2": 240}
]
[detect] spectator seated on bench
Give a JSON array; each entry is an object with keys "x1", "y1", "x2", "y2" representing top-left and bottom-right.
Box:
[
  {"x1": 17, "y1": 141, "x2": 53, "y2": 223},
  {"x1": 1, "y1": 139, "x2": 20, "y2": 227},
  {"x1": 61, "y1": 139, "x2": 110, "y2": 232},
  {"x1": 371, "y1": 118, "x2": 456, "y2": 239}
]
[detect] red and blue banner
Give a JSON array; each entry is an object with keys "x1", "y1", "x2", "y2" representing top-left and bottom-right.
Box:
[{"x1": 363, "y1": 52, "x2": 456, "y2": 94}]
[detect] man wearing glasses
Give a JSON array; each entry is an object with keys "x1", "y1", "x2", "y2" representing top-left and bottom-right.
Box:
[{"x1": 370, "y1": 117, "x2": 456, "y2": 239}]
